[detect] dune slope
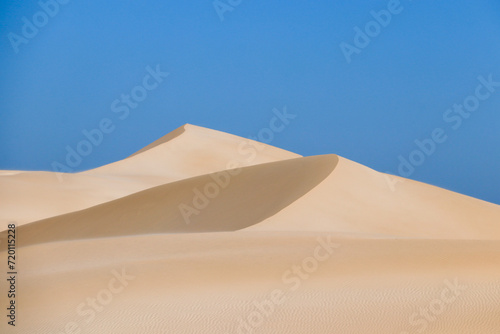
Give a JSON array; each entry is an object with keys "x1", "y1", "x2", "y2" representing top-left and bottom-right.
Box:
[{"x1": 4, "y1": 155, "x2": 337, "y2": 247}]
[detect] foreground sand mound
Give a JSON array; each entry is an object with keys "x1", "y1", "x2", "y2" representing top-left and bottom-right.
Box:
[
  {"x1": 1, "y1": 124, "x2": 499, "y2": 334},
  {"x1": 7, "y1": 233, "x2": 500, "y2": 334}
]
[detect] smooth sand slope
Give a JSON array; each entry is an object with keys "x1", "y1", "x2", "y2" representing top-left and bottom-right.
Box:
[{"x1": 1, "y1": 124, "x2": 499, "y2": 334}]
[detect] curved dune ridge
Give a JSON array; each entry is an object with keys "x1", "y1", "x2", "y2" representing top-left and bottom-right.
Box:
[
  {"x1": 1, "y1": 124, "x2": 499, "y2": 333},
  {"x1": 8, "y1": 155, "x2": 338, "y2": 247}
]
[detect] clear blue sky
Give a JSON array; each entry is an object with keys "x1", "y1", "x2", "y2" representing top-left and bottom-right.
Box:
[{"x1": 1, "y1": 0, "x2": 499, "y2": 204}]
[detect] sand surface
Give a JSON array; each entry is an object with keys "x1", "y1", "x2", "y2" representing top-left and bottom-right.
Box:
[{"x1": 1, "y1": 124, "x2": 499, "y2": 333}]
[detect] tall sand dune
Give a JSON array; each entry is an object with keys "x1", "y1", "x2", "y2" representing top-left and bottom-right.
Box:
[
  {"x1": 1, "y1": 124, "x2": 499, "y2": 333},
  {"x1": 0, "y1": 124, "x2": 299, "y2": 225}
]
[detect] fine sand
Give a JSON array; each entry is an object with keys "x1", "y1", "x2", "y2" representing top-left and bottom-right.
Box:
[{"x1": 1, "y1": 124, "x2": 499, "y2": 333}]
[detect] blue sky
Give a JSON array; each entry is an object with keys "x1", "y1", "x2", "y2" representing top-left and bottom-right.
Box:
[{"x1": 1, "y1": 0, "x2": 499, "y2": 204}]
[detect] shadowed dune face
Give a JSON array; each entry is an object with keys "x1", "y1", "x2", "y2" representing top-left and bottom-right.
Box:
[{"x1": 3, "y1": 155, "x2": 338, "y2": 247}]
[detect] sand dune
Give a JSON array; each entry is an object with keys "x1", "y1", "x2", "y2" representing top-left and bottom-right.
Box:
[
  {"x1": 1, "y1": 124, "x2": 499, "y2": 333},
  {"x1": 6, "y1": 155, "x2": 336, "y2": 246},
  {"x1": 246, "y1": 156, "x2": 500, "y2": 239},
  {"x1": 0, "y1": 124, "x2": 299, "y2": 225}
]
